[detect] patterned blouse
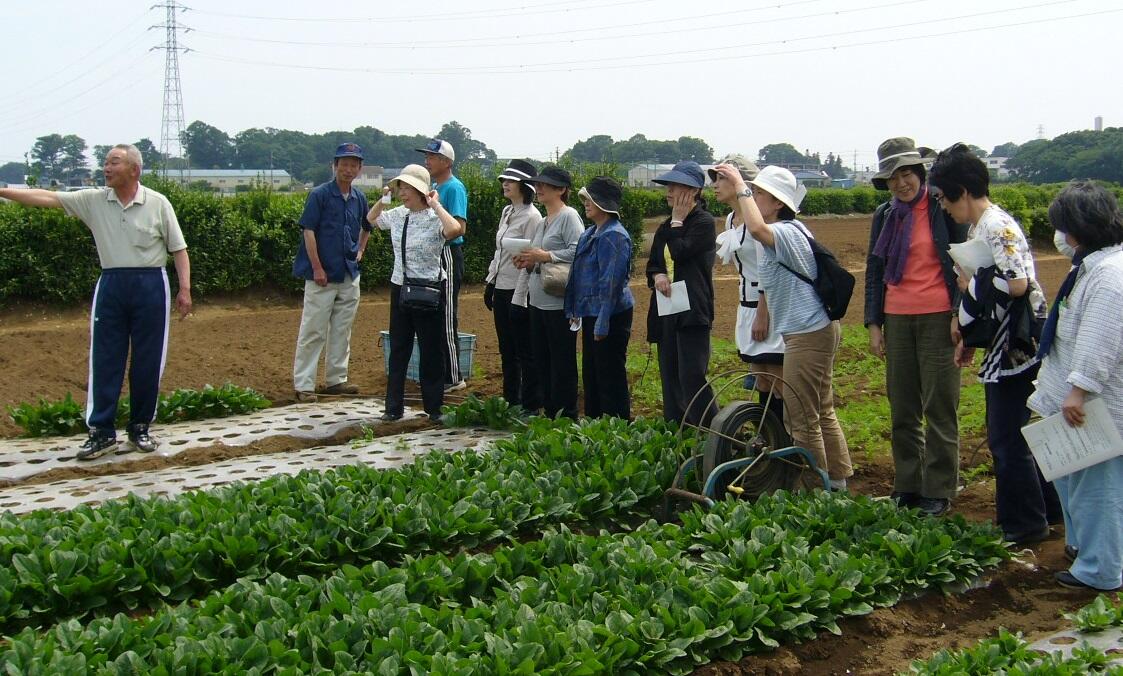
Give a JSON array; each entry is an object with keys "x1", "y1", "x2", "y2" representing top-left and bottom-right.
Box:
[{"x1": 960, "y1": 204, "x2": 1047, "y2": 383}]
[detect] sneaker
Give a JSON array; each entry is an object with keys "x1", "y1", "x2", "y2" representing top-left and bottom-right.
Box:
[
  {"x1": 1055, "y1": 570, "x2": 1121, "y2": 591},
  {"x1": 1064, "y1": 544, "x2": 1079, "y2": 563},
  {"x1": 890, "y1": 491, "x2": 919, "y2": 508},
  {"x1": 915, "y1": 497, "x2": 950, "y2": 517},
  {"x1": 127, "y1": 424, "x2": 158, "y2": 453},
  {"x1": 444, "y1": 380, "x2": 467, "y2": 393},
  {"x1": 319, "y1": 382, "x2": 359, "y2": 395},
  {"x1": 76, "y1": 433, "x2": 119, "y2": 461},
  {"x1": 828, "y1": 478, "x2": 848, "y2": 492},
  {"x1": 295, "y1": 391, "x2": 318, "y2": 403},
  {"x1": 380, "y1": 412, "x2": 403, "y2": 422}
]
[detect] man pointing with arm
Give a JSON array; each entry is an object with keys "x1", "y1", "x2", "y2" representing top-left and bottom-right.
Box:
[{"x1": 0, "y1": 144, "x2": 191, "y2": 460}]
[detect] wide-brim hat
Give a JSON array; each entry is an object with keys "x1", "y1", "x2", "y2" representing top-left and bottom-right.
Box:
[
  {"x1": 708, "y1": 153, "x2": 760, "y2": 182},
  {"x1": 497, "y1": 159, "x2": 538, "y2": 189},
  {"x1": 334, "y1": 142, "x2": 364, "y2": 161},
  {"x1": 528, "y1": 165, "x2": 572, "y2": 188},
  {"x1": 415, "y1": 138, "x2": 455, "y2": 162},
  {"x1": 750, "y1": 165, "x2": 807, "y2": 215},
  {"x1": 578, "y1": 176, "x2": 622, "y2": 215},
  {"x1": 389, "y1": 164, "x2": 432, "y2": 196},
  {"x1": 653, "y1": 160, "x2": 705, "y2": 189},
  {"x1": 871, "y1": 137, "x2": 935, "y2": 190}
]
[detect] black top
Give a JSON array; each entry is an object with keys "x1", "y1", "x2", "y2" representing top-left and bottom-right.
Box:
[
  {"x1": 863, "y1": 199, "x2": 968, "y2": 327},
  {"x1": 645, "y1": 205, "x2": 717, "y2": 343}
]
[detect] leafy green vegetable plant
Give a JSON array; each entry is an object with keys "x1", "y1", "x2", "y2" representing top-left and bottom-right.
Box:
[{"x1": 1, "y1": 493, "x2": 1008, "y2": 674}]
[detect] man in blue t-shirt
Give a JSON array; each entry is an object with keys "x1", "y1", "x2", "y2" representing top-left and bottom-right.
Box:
[
  {"x1": 292, "y1": 142, "x2": 371, "y2": 401},
  {"x1": 417, "y1": 138, "x2": 469, "y2": 390}
]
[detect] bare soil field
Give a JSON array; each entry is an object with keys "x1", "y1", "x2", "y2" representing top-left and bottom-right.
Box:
[{"x1": 0, "y1": 214, "x2": 1086, "y2": 673}]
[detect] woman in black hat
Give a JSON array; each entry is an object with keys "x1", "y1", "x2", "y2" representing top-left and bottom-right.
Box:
[
  {"x1": 645, "y1": 160, "x2": 718, "y2": 427},
  {"x1": 513, "y1": 165, "x2": 584, "y2": 419},
  {"x1": 864, "y1": 137, "x2": 968, "y2": 516},
  {"x1": 484, "y1": 159, "x2": 543, "y2": 410},
  {"x1": 566, "y1": 177, "x2": 635, "y2": 419}
]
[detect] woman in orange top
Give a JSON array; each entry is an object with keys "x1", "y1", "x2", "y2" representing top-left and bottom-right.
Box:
[{"x1": 863, "y1": 137, "x2": 969, "y2": 516}]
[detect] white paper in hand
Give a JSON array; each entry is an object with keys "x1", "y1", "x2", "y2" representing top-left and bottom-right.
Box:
[
  {"x1": 501, "y1": 237, "x2": 532, "y2": 253},
  {"x1": 656, "y1": 281, "x2": 691, "y2": 316},
  {"x1": 1022, "y1": 398, "x2": 1123, "y2": 481},
  {"x1": 948, "y1": 239, "x2": 995, "y2": 274}
]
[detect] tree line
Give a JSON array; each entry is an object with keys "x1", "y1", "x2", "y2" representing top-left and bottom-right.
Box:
[{"x1": 5, "y1": 125, "x2": 1122, "y2": 187}]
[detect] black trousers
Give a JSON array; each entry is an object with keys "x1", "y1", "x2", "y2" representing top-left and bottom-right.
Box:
[
  {"x1": 529, "y1": 305, "x2": 578, "y2": 419},
  {"x1": 986, "y1": 364, "x2": 1063, "y2": 539},
  {"x1": 582, "y1": 308, "x2": 632, "y2": 420},
  {"x1": 386, "y1": 283, "x2": 445, "y2": 417},
  {"x1": 657, "y1": 325, "x2": 718, "y2": 427},
  {"x1": 440, "y1": 244, "x2": 464, "y2": 384},
  {"x1": 492, "y1": 288, "x2": 541, "y2": 409}
]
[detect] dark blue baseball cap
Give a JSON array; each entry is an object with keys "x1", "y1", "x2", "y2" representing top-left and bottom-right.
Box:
[
  {"x1": 334, "y1": 142, "x2": 364, "y2": 160},
  {"x1": 653, "y1": 160, "x2": 705, "y2": 189}
]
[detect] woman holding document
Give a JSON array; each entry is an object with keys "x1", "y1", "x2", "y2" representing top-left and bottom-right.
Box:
[
  {"x1": 1028, "y1": 181, "x2": 1123, "y2": 591},
  {"x1": 484, "y1": 159, "x2": 543, "y2": 410},
  {"x1": 863, "y1": 137, "x2": 968, "y2": 516},
  {"x1": 929, "y1": 143, "x2": 1059, "y2": 545},
  {"x1": 513, "y1": 166, "x2": 582, "y2": 419},
  {"x1": 645, "y1": 161, "x2": 718, "y2": 427}
]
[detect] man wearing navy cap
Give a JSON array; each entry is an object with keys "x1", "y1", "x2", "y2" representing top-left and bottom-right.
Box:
[{"x1": 292, "y1": 142, "x2": 371, "y2": 401}]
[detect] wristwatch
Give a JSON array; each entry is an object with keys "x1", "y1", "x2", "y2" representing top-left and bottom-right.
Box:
[{"x1": 736, "y1": 187, "x2": 753, "y2": 199}]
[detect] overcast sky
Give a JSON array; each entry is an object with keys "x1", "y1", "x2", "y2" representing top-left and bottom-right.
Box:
[{"x1": 1, "y1": 0, "x2": 1118, "y2": 171}]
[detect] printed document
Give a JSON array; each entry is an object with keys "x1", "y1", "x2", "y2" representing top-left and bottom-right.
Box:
[
  {"x1": 656, "y1": 281, "x2": 691, "y2": 316},
  {"x1": 1022, "y1": 398, "x2": 1123, "y2": 481}
]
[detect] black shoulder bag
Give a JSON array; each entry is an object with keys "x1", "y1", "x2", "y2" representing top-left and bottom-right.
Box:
[{"x1": 398, "y1": 214, "x2": 442, "y2": 311}]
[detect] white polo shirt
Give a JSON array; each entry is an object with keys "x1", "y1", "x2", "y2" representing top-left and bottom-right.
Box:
[{"x1": 56, "y1": 186, "x2": 187, "y2": 269}]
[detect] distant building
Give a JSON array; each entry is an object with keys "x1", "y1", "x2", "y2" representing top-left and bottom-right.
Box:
[
  {"x1": 831, "y1": 178, "x2": 855, "y2": 189},
  {"x1": 985, "y1": 156, "x2": 1011, "y2": 180},
  {"x1": 353, "y1": 165, "x2": 384, "y2": 191},
  {"x1": 148, "y1": 169, "x2": 293, "y2": 193},
  {"x1": 792, "y1": 170, "x2": 832, "y2": 188},
  {"x1": 627, "y1": 163, "x2": 719, "y2": 187}
]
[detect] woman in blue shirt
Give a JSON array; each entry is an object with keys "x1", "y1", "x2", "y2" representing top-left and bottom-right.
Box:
[{"x1": 566, "y1": 177, "x2": 635, "y2": 419}]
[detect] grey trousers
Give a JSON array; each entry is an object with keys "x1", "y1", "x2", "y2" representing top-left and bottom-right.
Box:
[{"x1": 884, "y1": 312, "x2": 961, "y2": 499}]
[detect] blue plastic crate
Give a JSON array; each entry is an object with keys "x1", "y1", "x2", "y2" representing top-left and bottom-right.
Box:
[{"x1": 379, "y1": 331, "x2": 477, "y2": 382}]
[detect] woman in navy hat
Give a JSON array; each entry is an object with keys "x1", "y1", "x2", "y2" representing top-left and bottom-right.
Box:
[
  {"x1": 484, "y1": 159, "x2": 543, "y2": 410},
  {"x1": 513, "y1": 165, "x2": 584, "y2": 419},
  {"x1": 645, "y1": 160, "x2": 718, "y2": 427},
  {"x1": 567, "y1": 176, "x2": 635, "y2": 419}
]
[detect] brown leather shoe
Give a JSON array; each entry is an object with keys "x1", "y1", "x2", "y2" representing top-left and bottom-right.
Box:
[
  {"x1": 319, "y1": 382, "x2": 359, "y2": 395},
  {"x1": 295, "y1": 391, "x2": 318, "y2": 403}
]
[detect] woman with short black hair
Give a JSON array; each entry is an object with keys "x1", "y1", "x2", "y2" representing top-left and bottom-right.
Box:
[
  {"x1": 484, "y1": 159, "x2": 543, "y2": 410},
  {"x1": 1030, "y1": 181, "x2": 1123, "y2": 590},
  {"x1": 931, "y1": 142, "x2": 1059, "y2": 544}
]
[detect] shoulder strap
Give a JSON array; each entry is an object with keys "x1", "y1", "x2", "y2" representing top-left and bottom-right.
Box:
[
  {"x1": 775, "y1": 223, "x2": 815, "y2": 286},
  {"x1": 400, "y1": 213, "x2": 411, "y2": 279}
]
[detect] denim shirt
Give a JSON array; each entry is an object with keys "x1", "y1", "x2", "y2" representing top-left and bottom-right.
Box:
[
  {"x1": 292, "y1": 180, "x2": 370, "y2": 283},
  {"x1": 564, "y1": 219, "x2": 634, "y2": 337}
]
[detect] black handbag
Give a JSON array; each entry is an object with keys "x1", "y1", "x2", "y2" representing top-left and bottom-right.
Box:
[{"x1": 398, "y1": 214, "x2": 442, "y2": 311}]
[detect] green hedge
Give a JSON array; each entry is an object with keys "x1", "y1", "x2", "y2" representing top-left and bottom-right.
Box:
[{"x1": 3, "y1": 179, "x2": 1116, "y2": 305}]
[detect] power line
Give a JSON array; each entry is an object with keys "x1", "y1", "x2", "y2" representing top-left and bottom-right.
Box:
[
  {"x1": 185, "y1": 0, "x2": 836, "y2": 50},
  {"x1": 187, "y1": 0, "x2": 659, "y2": 24},
  {"x1": 189, "y1": 0, "x2": 1098, "y2": 76}
]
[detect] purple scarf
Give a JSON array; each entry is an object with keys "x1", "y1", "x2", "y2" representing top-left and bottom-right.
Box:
[{"x1": 873, "y1": 184, "x2": 927, "y2": 285}]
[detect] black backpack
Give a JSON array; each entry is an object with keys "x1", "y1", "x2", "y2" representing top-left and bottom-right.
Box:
[{"x1": 777, "y1": 227, "x2": 855, "y2": 321}]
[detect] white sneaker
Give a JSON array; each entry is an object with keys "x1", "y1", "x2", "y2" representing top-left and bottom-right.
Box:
[{"x1": 444, "y1": 380, "x2": 467, "y2": 393}]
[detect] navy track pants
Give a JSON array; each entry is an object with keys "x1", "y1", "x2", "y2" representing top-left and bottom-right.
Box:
[{"x1": 86, "y1": 268, "x2": 170, "y2": 435}]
